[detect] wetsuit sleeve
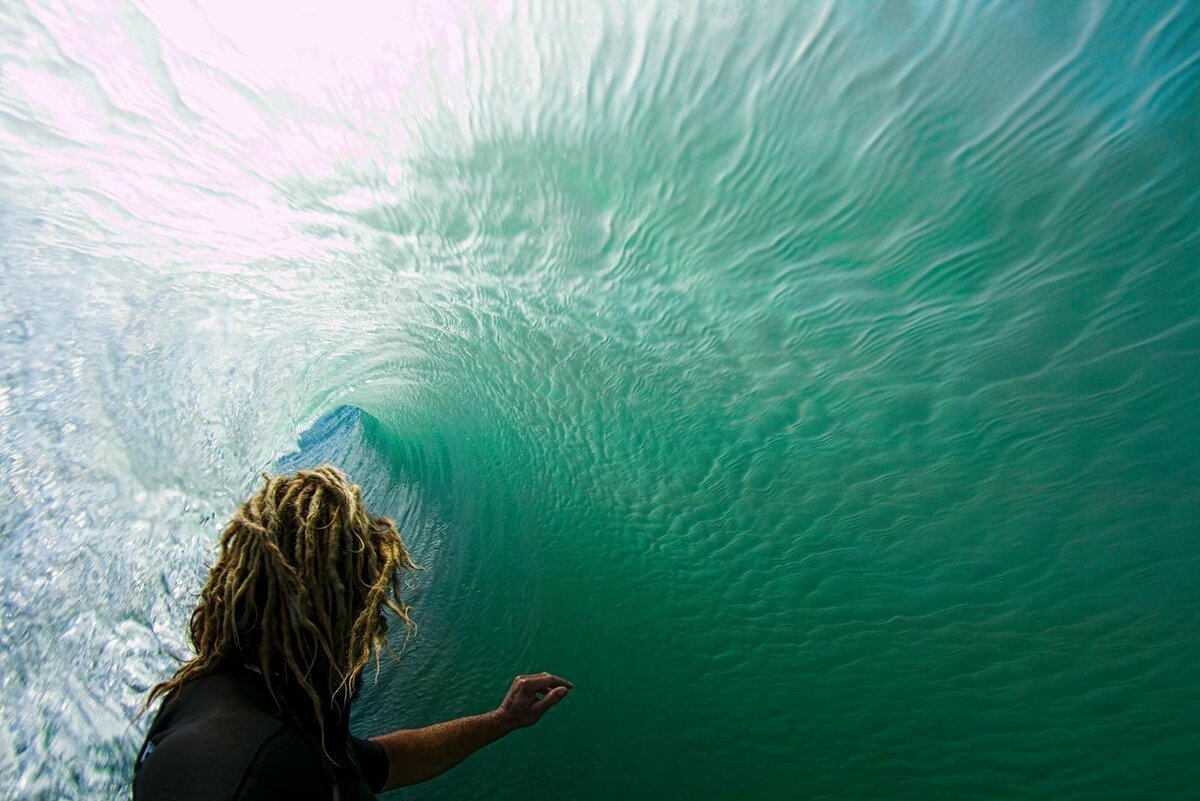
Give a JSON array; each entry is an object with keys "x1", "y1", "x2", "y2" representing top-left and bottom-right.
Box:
[{"x1": 350, "y1": 735, "x2": 390, "y2": 793}]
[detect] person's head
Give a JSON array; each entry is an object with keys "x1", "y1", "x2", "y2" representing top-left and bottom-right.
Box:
[{"x1": 144, "y1": 465, "x2": 418, "y2": 727}]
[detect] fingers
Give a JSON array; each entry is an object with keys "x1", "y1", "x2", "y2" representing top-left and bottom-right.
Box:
[
  {"x1": 515, "y1": 672, "x2": 574, "y2": 694},
  {"x1": 500, "y1": 673, "x2": 572, "y2": 728},
  {"x1": 530, "y1": 685, "x2": 569, "y2": 715}
]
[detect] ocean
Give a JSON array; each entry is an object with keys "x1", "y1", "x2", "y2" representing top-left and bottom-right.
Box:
[{"x1": 1, "y1": 1, "x2": 1197, "y2": 798}]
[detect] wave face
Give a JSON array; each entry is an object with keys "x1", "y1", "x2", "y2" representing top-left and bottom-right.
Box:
[{"x1": 2, "y1": 1, "x2": 1199, "y2": 798}]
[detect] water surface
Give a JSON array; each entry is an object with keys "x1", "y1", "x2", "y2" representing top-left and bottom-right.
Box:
[{"x1": 1, "y1": 1, "x2": 1198, "y2": 798}]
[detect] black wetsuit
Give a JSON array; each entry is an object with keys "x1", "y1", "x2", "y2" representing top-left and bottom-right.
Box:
[{"x1": 132, "y1": 665, "x2": 389, "y2": 800}]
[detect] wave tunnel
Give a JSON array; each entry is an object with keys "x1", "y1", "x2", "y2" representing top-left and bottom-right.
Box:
[{"x1": 1, "y1": 1, "x2": 1198, "y2": 798}]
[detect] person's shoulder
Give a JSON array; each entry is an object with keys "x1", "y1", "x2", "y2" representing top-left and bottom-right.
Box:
[
  {"x1": 133, "y1": 702, "x2": 289, "y2": 800},
  {"x1": 134, "y1": 667, "x2": 329, "y2": 801},
  {"x1": 234, "y1": 725, "x2": 331, "y2": 800},
  {"x1": 135, "y1": 707, "x2": 333, "y2": 801}
]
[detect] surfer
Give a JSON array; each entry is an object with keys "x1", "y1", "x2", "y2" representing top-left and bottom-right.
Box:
[{"x1": 131, "y1": 465, "x2": 571, "y2": 800}]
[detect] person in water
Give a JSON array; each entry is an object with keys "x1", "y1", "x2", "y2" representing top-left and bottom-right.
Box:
[{"x1": 132, "y1": 464, "x2": 571, "y2": 800}]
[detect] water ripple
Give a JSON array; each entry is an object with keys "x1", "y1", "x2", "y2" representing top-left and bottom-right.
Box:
[{"x1": 1, "y1": 1, "x2": 1199, "y2": 799}]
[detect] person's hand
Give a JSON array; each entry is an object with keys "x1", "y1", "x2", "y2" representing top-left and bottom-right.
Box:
[{"x1": 494, "y1": 672, "x2": 573, "y2": 730}]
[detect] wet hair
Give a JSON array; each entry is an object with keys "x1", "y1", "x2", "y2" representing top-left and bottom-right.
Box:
[{"x1": 143, "y1": 465, "x2": 417, "y2": 743}]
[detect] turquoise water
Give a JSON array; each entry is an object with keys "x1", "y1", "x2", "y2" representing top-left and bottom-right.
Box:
[{"x1": 1, "y1": 1, "x2": 1198, "y2": 798}]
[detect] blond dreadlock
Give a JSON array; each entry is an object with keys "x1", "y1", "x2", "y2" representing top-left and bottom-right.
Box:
[{"x1": 143, "y1": 465, "x2": 418, "y2": 750}]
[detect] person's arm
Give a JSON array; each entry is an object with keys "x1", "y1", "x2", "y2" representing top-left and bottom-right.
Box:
[{"x1": 369, "y1": 672, "x2": 572, "y2": 791}]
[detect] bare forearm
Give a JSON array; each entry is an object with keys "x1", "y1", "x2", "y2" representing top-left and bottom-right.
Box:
[
  {"x1": 369, "y1": 672, "x2": 572, "y2": 791},
  {"x1": 370, "y1": 710, "x2": 515, "y2": 790}
]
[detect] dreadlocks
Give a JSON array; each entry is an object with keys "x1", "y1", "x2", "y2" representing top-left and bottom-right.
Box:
[{"x1": 143, "y1": 465, "x2": 418, "y2": 745}]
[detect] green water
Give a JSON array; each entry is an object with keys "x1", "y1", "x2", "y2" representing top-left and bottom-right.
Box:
[
  {"x1": 338, "y1": 7, "x2": 1200, "y2": 797},
  {"x1": 0, "y1": 1, "x2": 1198, "y2": 798}
]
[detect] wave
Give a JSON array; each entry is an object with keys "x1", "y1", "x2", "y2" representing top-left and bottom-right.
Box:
[{"x1": 2, "y1": 1, "x2": 1199, "y2": 798}]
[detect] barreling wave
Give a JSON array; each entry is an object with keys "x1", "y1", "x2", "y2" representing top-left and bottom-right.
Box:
[{"x1": 1, "y1": 1, "x2": 1198, "y2": 799}]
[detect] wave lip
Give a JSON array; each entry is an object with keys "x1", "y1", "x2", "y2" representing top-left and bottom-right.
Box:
[{"x1": 2, "y1": 1, "x2": 1199, "y2": 798}]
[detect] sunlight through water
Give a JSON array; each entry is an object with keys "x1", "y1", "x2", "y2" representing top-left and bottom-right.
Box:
[{"x1": 1, "y1": 1, "x2": 1198, "y2": 798}]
